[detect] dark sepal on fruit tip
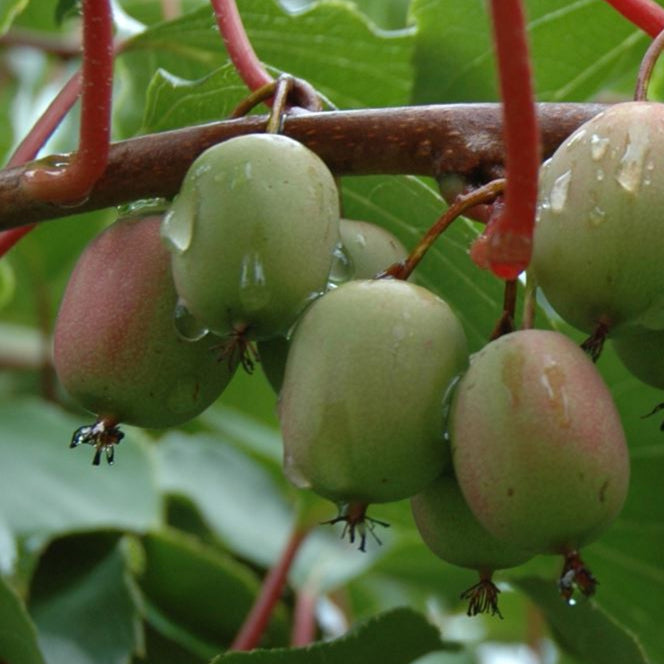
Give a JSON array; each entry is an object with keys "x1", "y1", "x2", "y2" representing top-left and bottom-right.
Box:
[
  {"x1": 70, "y1": 420, "x2": 125, "y2": 466},
  {"x1": 460, "y1": 578, "x2": 503, "y2": 619},
  {"x1": 321, "y1": 502, "x2": 390, "y2": 552},
  {"x1": 558, "y1": 549, "x2": 597, "y2": 604}
]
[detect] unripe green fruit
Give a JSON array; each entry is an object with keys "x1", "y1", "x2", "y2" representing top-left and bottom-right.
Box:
[
  {"x1": 612, "y1": 326, "x2": 664, "y2": 390},
  {"x1": 533, "y1": 102, "x2": 664, "y2": 334},
  {"x1": 451, "y1": 330, "x2": 629, "y2": 554},
  {"x1": 339, "y1": 218, "x2": 409, "y2": 279},
  {"x1": 259, "y1": 219, "x2": 409, "y2": 393},
  {"x1": 411, "y1": 473, "x2": 534, "y2": 574},
  {"x1": 163, "y1": 133, "x2": 341, "y2": 340},
  {"x1": 279, "y1": 279, "x2": 468, "y2": 505},
  {"x1": 54, "y1": 216, "x2": 234, "y2": 428},
  {"x1": 257, "y1": 335, "x2": 290, "y2": 395}
]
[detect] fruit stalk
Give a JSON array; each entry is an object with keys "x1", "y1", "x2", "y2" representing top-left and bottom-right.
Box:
[
  {"x1": 479, "y1": 0, "x2": 540, "y2": 280},
  {"x1": 0, "y1": 69, "x2": 82, "y2": 256},
  {"x1": 211, "y1": 0, "x2": 273, "y2": 93},
  {"x1": 291, "y1": 584, "x2": 318, "y2": 646},
  {"x1": 230, "y1": 525, "x2": 311, "y2": 651},
  {"x1": 382, "y1": 179, "x2": 505, "y2": 281},
  {"x1": 20, "y1": 0, "x2": 114, "y2": 205},
  {"x1": 602, "y1": 0, "x2": 664, "y2": 37}
]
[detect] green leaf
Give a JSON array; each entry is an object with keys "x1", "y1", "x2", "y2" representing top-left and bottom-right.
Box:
[
  {"x1": 409, "y1": 0, "x2": 653, "y2": 103},
  {"x1": 0, "y1": 400, "x2": 162, "y2": 539},
  {"x1": 141, "y1": 64, "x2": 249, "y2": 133},
  {"x1": 349, "y1": 0, "x2": 410, "y2": 30},
  {"x1": 0, "y1": 517, "x2": 16, "y2": 575},
  {"x1": 54, "y1": 0, "x2": 79, "y2": 24},
  {"x1": 0, "y1": 259, "x2": 15, "y2": 310},
  {"x1": 139, "y1": 529, "x2": 290, "y2": 650},
  {"x1": 154, "y1": 430, "x2": 294, "y2": 568},
  {"x1": 29, "y1": 538, "x2": 143, "y2": 664},
  {"x1": 153, "y1": 430, "x2": 380, "y2": 593},
  {"x1": 211, "y1": 606, "x2": 447, "y2": 664},
  {"x1": 0, "y1": 574, "x2": 45, "y2": 664},
  {"x1": 514, "y1": 576, "x2": 648, "y2": 664},
  {"x1": 125, "y1": 0, "x2": 414, "y2": 136},
  {"x1": 0, "y1": 0, "x2": 28, "y2": 35}
]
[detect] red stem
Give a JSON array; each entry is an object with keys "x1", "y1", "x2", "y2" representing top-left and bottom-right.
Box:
[
  {"x1": 602, "y1": 0, "x2": 664, "y2": 37},
  {"x1": 230, "y1": 526, "x2": 311, "y2": 651},
  {"x1": 0, "y1": 71, "x2": 82, "y2": 256},
  {"x1": 481, "y1": 0, "x2": 540, "y2": 280},
  {"x1": 291, "y1": 585, "x2": 318, "y2": 647},
  {"x1": 21, "y1": 0, "x2": 114, "y2": 205},
  {"x1": 210, "y1": 0, "x2": 273, "y2": 93}
]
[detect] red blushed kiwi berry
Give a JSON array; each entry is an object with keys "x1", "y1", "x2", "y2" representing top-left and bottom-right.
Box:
[
  {"x1": 450, "y1": 329, "x2": 629, "y2": 600},
  {"x1": 54, "y1": 215, "x2": 235, "y2": 464},
  {"x1": 411, "y1": 473, "x2": 534, "y2": 618}
]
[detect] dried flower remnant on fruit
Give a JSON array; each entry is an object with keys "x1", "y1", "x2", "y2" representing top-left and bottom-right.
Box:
[
  {"x1": 322, "y1": 502, "x2": 390, "y2": 552},
  {"x1": 70, "y1": 419, "x2": 124, "y2": 466},
  {"x1": 450, "y1": 329, "x2": 629, "y2": 606},
  {"x1": 411, "y1": 473, "x2": 533, "y2": 618},
  {"x1": 460, "y1": 577, "x2": 503, "y2": 619},
  {"x1": 215, "y1": 323, "x2": 259, "y2": 374},
  {"x1": 558, "y1": 550, "x2": 597, "y2": 603}
]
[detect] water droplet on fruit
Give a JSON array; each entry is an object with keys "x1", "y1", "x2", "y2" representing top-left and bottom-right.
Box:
[
  {"x1": 289, "y1": 291, "x2": 324, "y2": 336},
  {"x1": 327, "y1": 243, "x2": 354, "y2": 286},
  {"x1": 441, "y1": 374, "x2": 462, "y2": 440},
  {"x1": 173, "y1": 300, "x2": 209, "y2": 341},
  {"x1": 540, "y1": 362, "x2": 570, "y2": 428},
  {"x1": 239, "y1": 251, "x2": 270, "y2": 312},
  {"x1": 588, "y1": 206, "x2": 606, "y2": 227},
  {"x1": 161, "y1": 200, "x2": 195, "y2": 253},
  {"x1": 616, "y1": 124, "x2": 650, "y2": 194},
  {"x1": 283, "y1": 452, "x2": 312, "y2": 489},
  {"x1": 565, "y1": 128, "x2": 586, "y2": 149},
  {"x1": 193, "y1": 162, "x2": 212, "y2": 179},
  {"x1": 117, "y1": 198, "x2": 169, "y2": 218},
  {"x1": 589, "y1": 134, "x2": 609, "y2": 161},
  {"x1": 550, "y1": 170, "x2": 572, "y2": 213},
  {"x1": 226, "y1": 161, "x2": 254, "y2": 189},
  {"x1": 392, "y1": 323, "x2": 407, "y2": 342}
]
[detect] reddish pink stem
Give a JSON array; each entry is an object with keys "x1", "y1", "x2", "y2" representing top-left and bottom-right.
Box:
[
  {"x1": 21, "y1": 0, "x2": 114, "y2": 205},
  {"x1": 602, "y1": 0, "x2": 664, "y2": 37},
  {"x1": 478, "y1": 0, "x2": 540, "y2": 280},
  {"x1": 291, "y1": 586, "x2": 318, "y2": 647},
  {"x1": 231, "y1": 526, "x2": 310, "y2": 651},
  {"x1": 210, "y1": 0, "x2": 273, "y2": 92},
  {"x1": 0, "y1": 71, "x2": 82, "y2": 256}
]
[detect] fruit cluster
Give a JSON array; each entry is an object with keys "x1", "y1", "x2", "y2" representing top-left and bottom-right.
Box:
[{"x1": 53, "y1": 118, "x2": 638, "y2": 616}]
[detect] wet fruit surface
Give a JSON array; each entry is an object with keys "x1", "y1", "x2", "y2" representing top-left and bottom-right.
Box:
[
  {"x1": 279, "y1": 279, "x2": 468, "y2": 504},
  {"x1": 163, "y1": 133, "x2": 341, "y2": 341},
  {"x1": 612, "y1": 326, "x2": 664, "y2": 390},
  {"x1": 450, "y1": 329, "x2": 629, "y2": 554},
  {"x1": 411, "y1": 472, "x2": 534, "y2": 573},
  {"x1": 258, "y1": 218, "x2": 410, "y2": 393},
  {"x1": 339, "y1": 218, "x2": 409, "y2": 279},
  {"x1": 54, "y1": 216, "x2": 235, "y2": 428},
  {"x1": 533, "y1": 102, "x2": 664, "y2": 334}
]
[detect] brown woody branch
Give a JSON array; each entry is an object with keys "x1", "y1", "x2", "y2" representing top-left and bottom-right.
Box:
[{"x1": 0, "y1": 102, "x2": 605, "y2": 232}]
